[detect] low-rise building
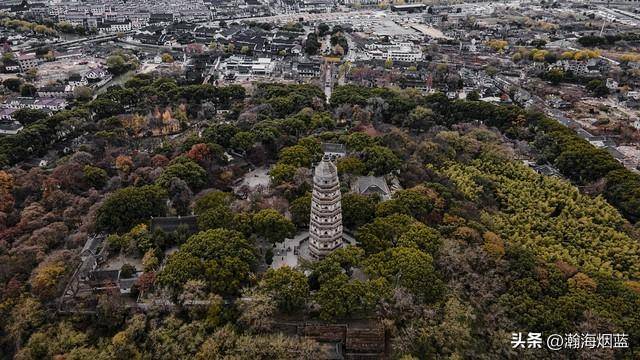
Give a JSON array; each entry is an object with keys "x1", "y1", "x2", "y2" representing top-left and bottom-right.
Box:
[
  {"x1": 221, "y1": 56, "x2": 274, "y2": 76},
  {"x1": 150, "y1": 215, "x2": 199, "y2": 234},
  {"x1": 0, "y1": 120, "x2": 23, "y2": 135},
  {"x1": 550, "y1": 59, "x2": 608, "y2": 77},
  {"x1": 17, "y1": 53, "x2": 39, "y2": 72},
  {"x1": 68, "y1": 73, "x2": 89, "y2": 87},
  {"x1": 37, "y1": 84, "x2": 74, "y2": 98},
  {"x1": 322, "y1": 143, "x2": 346, "y2": 160},
  {"x1": 98, "y1": 21, "x2": 132, "y2": 33},
  {"x1": 364, "y1": 42, "x2": 422, "y2": 62},
  {"x1": 351, "y1": 176, "x2": 392, "y2": 201},
  {"x1": 391, "y1": 4, "x2": 426, "y2": 12},
  {"x1": 3, "y1": 97, "x2": 68, "y2": 111},
  {"x1": 294, "y1": 58, "x2": 322, "y2": 77},
  {"x1": 298, "y1": 0, "x2": 334, "y2": 12},
  {"x1": 2, "y1": 58, "x2": 21, "y2": 73},
  {"x1": 0, "y1": 108, "x2": 17, "y2": 121}
]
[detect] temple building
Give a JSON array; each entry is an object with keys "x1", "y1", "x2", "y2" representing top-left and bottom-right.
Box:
[{"x1": 309, "y1": 154, "x2": 344, "y2": 259}]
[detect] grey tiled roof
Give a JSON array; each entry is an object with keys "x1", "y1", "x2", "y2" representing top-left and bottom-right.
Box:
[
  {"x1": 81, "y1": 235, "x2": 102, "y2": 256},
  {"x1": 322, "y1": 142, "x2": 346, "y2": 154},
  {"x1": 150, "y1": 215, "x2": 198, "y2": 233},
  {"x1": 353, "y1": 176, "x2": 390, "y2": 197},
  {"x1": 89, "y1": 269, "x2": 119, "y2": 282}
]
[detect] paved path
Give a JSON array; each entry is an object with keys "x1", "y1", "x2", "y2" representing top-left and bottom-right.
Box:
[
  {"x1": 271, "y1": 231, "x2": 357, "y2": 269},
  {"x1": 272, "y1": 231, "x2": 309, "y2": 269}
]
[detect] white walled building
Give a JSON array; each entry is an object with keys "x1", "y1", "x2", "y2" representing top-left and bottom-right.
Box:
[
  {"x1": 221, "y1": 56, "x2": 274, "y2": 76},
  {"x1": 364, "y1": 42, "x2": 422, "y2": 62}
]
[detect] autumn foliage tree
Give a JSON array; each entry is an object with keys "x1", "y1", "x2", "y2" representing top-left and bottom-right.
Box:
[
  {"x1": 0, "y1": 170, "x2": 15, "y2": 214},
  {"x1": 115, "y1": 155, "x2": 133, "y2": 174}
]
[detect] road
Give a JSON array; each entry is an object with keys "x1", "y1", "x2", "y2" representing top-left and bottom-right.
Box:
[
  {"x1": 21, "y1": 33, "x2": 130, "y2": 52},
  {"x1": 117, "y1": 38, "x2": 172, "y2": 50},
  {"x1": 596, "y1": 6, "x2": 640, "y2": 27},
  {"x1": 323, "y1": 61, "x2": 333, "y2": 103},
  {"x1": 203, "y1": 56, "x2": 221, "y2": 85},
  {"x1": 235, "y1": 9, "x2": 379, "y2": 24}
]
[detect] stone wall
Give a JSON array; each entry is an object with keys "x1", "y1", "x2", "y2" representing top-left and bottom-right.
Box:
[{"x1": 273, "y1": 320, "x2": 387, "y2": 359}]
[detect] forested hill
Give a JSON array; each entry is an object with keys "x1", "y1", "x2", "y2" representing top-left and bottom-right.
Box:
[{"x1": 0, "y1": 78, "x2": 639, "y2": 359}]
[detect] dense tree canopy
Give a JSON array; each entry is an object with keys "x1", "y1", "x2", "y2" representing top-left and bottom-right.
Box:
[
  {"x1": 361, "y1": 145, "x2": 401, "y2": 176},
  {"x1": 4, "y1": 75, "x2": 640, "y2": 359},
  {"x1": 252, "y1": 209, "x2": 295, "y2": 244},
  {"x1": 443, "y1": 156, "x2": 640, "y2": 279},
  {"x1": 159, "y1": 229, "x2": 257, "y2": 296},
  {"x1": 357, "y1": 214, "x2": 417, "y2": 254},
  {"x1": 364, "y1": 247, "x2": 443, "y2": 302},
  {"x1": 156, "y1": 157, "x2": 208, "y2": 191},
  {"x1": 289, "y1": 194, "x2": 311, "y2": 228},
  {"x1": 96, "y1": 185, "x2": 168, "y2": 233},
  {"x1": 261, "y1": 266, "x2": 309, "y2": 313},
  {"x1": 341, "y1": 193, "x2": 377, "y2": 229}
]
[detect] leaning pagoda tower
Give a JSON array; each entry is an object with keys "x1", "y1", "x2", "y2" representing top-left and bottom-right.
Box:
[{"x1": 308, "y1": 155, "x2": 343, "y2": 259}]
